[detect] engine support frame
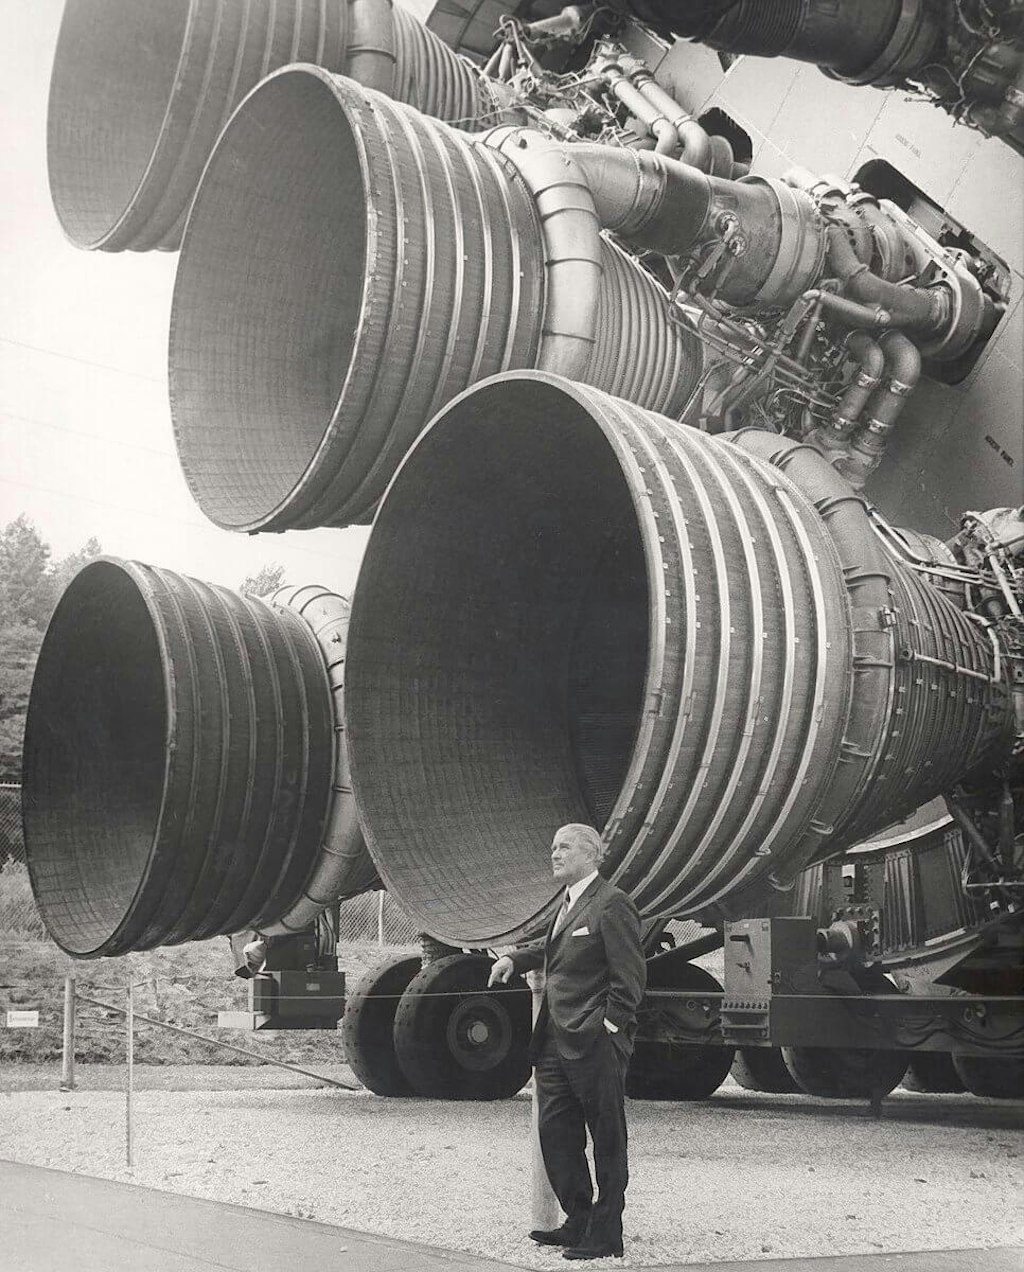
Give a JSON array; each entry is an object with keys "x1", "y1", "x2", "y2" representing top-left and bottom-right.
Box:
[{"x1": 634, "y1": 914, "x2": 1024, "y2": 1058}]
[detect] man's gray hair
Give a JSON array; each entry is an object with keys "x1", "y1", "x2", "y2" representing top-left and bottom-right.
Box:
[{"x1": 555, "y1": 823, "x2": 606, "y2": 862}]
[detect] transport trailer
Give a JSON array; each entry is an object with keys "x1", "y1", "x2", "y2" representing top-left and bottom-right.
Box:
[
  {"x1": 234, "y1": 815, "x2": 1024, "y2": 1104},
  {"x1": 21, "y1": 0, "x2": 1024, "y2": 1108},
  {"x1": 635, "y1": 853, "x2": 1024, "y2": 1102}
]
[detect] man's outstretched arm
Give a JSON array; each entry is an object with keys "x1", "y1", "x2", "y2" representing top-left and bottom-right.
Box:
[{"x1": 487, "y1": 942, "x2": 544, "y2": 985}]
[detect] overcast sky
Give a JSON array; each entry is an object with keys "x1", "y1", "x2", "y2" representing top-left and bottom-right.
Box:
[{"x1": 0, "y1": 0, "x2": 370, "y2": 596}]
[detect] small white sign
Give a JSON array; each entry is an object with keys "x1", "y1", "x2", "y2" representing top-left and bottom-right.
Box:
[{"x1": 6, "y1": 1009, "x2": 40, "y2": 1028}]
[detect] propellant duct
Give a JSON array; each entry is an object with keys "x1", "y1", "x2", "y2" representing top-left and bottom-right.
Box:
[
  {"x1": 22, "y1": 561, "x2": 375, "y2": 957},
  {"x1": 343, "y1": 372, "x2": 1020, "y2": 947},
  {"x1": 47, "y1": 0, "x2": 504, "y2": 251}
]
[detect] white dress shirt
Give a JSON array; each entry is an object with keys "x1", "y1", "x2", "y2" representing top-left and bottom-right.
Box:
[{"x1": 563, "y1": 869, "x2": 599, "y2": 915}]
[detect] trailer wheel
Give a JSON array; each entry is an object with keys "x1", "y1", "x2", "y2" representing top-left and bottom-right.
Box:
[
  {"x1": 952, "y1": 1054, "x2": 1024, "y2": 1100},
  {"x1": 782, "y1": 1046, "x2": 908, "y2": 1099},
  {"x1": 341, "y1": 954, "x2": 422, "y2": 1095},
  {"x1": 730, "y1": 1046, "x2": 800, "y2": 1093},
  {"x1": 901, "y1": 1053, "x2": 965, "y2": 1094},
  {"x1": 393, "y1": 953, "x2": 532, "y2": 1099},
  {"x1": 626, "y1": 960, "x2": 734, "y2": 1101}
]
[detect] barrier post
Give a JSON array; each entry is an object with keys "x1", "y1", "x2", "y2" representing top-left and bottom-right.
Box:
[
  {"x1": 60, "y1": 975, "x2": 76, "y2": 1091},
  {"x1": 377, "y1": 891, "x2": 386, "y2": 946},
  {"x1": 526, "y1": 969, "x2": 559, "y2": 1231},
  {"x1": 125, "y1": 960, "x2": 134, "y2": 1170}
]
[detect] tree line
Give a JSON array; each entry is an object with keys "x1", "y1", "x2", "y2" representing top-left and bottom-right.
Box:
[{"x1": 0, "y1": 516, "x2": 102, "y2": 785}]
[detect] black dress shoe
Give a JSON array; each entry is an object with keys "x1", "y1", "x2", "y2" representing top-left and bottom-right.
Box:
[
  {"x1": 562, "y1": 1242, "x2": 623, "y2": 1260},
  {"x1": 529, "y1": 1220, "x2": 588, "y2": 1247}
]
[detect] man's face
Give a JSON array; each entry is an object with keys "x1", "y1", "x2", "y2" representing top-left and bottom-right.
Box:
[{"x1": 551, "y1": 834, "x2": 598, "y2": 886}]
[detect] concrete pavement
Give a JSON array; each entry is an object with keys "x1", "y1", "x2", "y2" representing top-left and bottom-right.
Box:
[{"x1": 2, "y1": 1161, "x2": 1021, "y2": 1272}]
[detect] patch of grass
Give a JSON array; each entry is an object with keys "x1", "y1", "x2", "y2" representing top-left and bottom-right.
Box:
[{"x1": 0, "y1": 937, "x2": 416, "y2": 1067}]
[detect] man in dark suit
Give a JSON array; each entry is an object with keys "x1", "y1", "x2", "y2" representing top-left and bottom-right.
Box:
[{"x1": 488, "y1": 823, "x2": 646, "y2": 1261}]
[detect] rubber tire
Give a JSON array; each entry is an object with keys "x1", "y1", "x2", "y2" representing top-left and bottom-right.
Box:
[
  {"x1": 782, "y1": 1045, "x2": 909, "y2": 1099},
  {"x1": 901, "y1": 1053, "x2": 965, "y2": 1094},
  {"x1": 393, "y1": 953, "x2": 532, "y2": 1099},
  {"x1": 731, "y1": 1046, "x2": 800, "y2": 1093},
  {"x1": 341, "y1": 954, "x2": 421, "y2": 1096},
  {"x1": 626, "y1": 959, "x2": 734, "y2": 1101},
  {"x1": 952, "y1": 1054, "x2": 1024, "y2": 1100}
]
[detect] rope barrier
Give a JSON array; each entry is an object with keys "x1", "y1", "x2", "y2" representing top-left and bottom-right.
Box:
[{"x1": 73, "y1": 993, "x2": 358, "y2": 1091}]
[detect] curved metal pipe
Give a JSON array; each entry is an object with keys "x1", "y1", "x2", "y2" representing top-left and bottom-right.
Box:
[
  {"x1": 810, "y1": 329, "x2": 885, "y2": 453},
  {"x1": 483, "y1": 128, "x2": 604, "y2": 379},
  {"x1": 810, "y1": 289, "x2": 891, "y2": 331},
  {"x1": 523, "y1": 5, "x2": 589, "y2": 40},
  {"x1": 848, "y1": 194, "x2": 929, "y2": 281},
  {"x1": 343, "y1": 371, "x2": 1015, "y2": 946},
  {"x1": 603, "y1": 54, "x2": 714, "y2": 170},
  {"x1": 566, "y1": 144, "x2": 826, "y2": 306},
  {"x1": 598, "y1": 58, "x2": 681, "y2": 155},
  {"x1": 707, "y1": 133, "x2": 737, "y2": 177},
  {"x1": 818, "y1": 202, "x2": 875, "y2": 265},
  {"x1": 837, "y1": 330, "x2": 922, "y2": 488},
  {"x1": 567, "y1": 144, "x2": 710, "y2": 251},
  {"x1": 624, "y1": 61, "x2": 712, "y2": 171},
  {"x1": 22, "y1": 560, "x2": 375, "y2": 957},
  {"x1": 346, "y1": 0, "x2": 397, "y2": 94},
  {"x1": 170, "y1": 71, "x2": 703, "y2": 531},
  {"x1": 264, "y1": 585, "x2": 380, "y2": 935},
  {"x1": 827, "y1": 225, "x2": 947, "y2": 335},
  {"x1": 486, "y1": 130, "x2": 706, "y2": 399},
  {"x1": 46, "y1": 0, "x2": 501, "y2": 251}
]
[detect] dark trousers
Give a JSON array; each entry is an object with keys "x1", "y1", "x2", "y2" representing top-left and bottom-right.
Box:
[{"x1": 535, "y1": 1031, "x2": 630, "y2": 1249}]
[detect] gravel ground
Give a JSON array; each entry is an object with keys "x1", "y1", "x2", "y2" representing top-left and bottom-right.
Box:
[{"x1": 1, "y1": 1067, "x2": 1021, "y2": 1268}]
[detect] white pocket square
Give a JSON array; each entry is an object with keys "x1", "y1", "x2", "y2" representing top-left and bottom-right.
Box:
[{"x1": 571, "y1": 926, "x2": 590, "y2": 936}]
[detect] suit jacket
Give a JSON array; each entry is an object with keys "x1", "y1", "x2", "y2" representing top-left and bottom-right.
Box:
[{"x1": 509, "y1": 875, "x2": 646, "y2": 1063}]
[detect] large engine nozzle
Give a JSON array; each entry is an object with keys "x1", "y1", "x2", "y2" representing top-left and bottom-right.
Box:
[
  {"x1": 47, "y1": 0, "x2": 499, "y2": 251},
  {"x1": 344, "y1": 372, "x2": 1015, "y2": 947},
  {"x1": 634, "y1": 0, "x2": 941, "y2": 87},
  {"x1": 169, "y1": 69, "x2": 704, "y2": 531},
  {"x1": 22, "y1": 560, "x2": 375, "y2": 957}
]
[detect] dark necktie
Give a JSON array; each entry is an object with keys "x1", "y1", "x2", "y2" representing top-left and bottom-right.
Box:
[{"x1": 555, "y1": 889, "x2": 571, "y2": 934}]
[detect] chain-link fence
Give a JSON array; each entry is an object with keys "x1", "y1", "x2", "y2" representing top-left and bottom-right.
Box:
[
  {"x1": 336, "y1": 889, "x2": 420, "y2": 947},
  {"x1": 0, "y1": 784, "x2": 45, "y2": 940}
]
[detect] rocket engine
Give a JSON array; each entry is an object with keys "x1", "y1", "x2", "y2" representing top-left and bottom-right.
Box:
[
  {"x1": 167, "y1": 66, "x2": 1007, "y2": 530},
  {"x1": 19, "y1": 0, "x2": 1024, "y2": 1105},
  {"x1": 22, "y1": 566, "x2": 374, "y2": 957},
  {"x1": 46, "y1": 0, "x2": 507, "y2": 251},
  {"x1": 341, "y1": 373, "x2": 1023, "y2": 946},
  {"x1": 619, "y1": 0, "x2": 1024, "y2": 154},
  {"x1": 21, "y1": 409, "x2": 1023, "y2": 953}
]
